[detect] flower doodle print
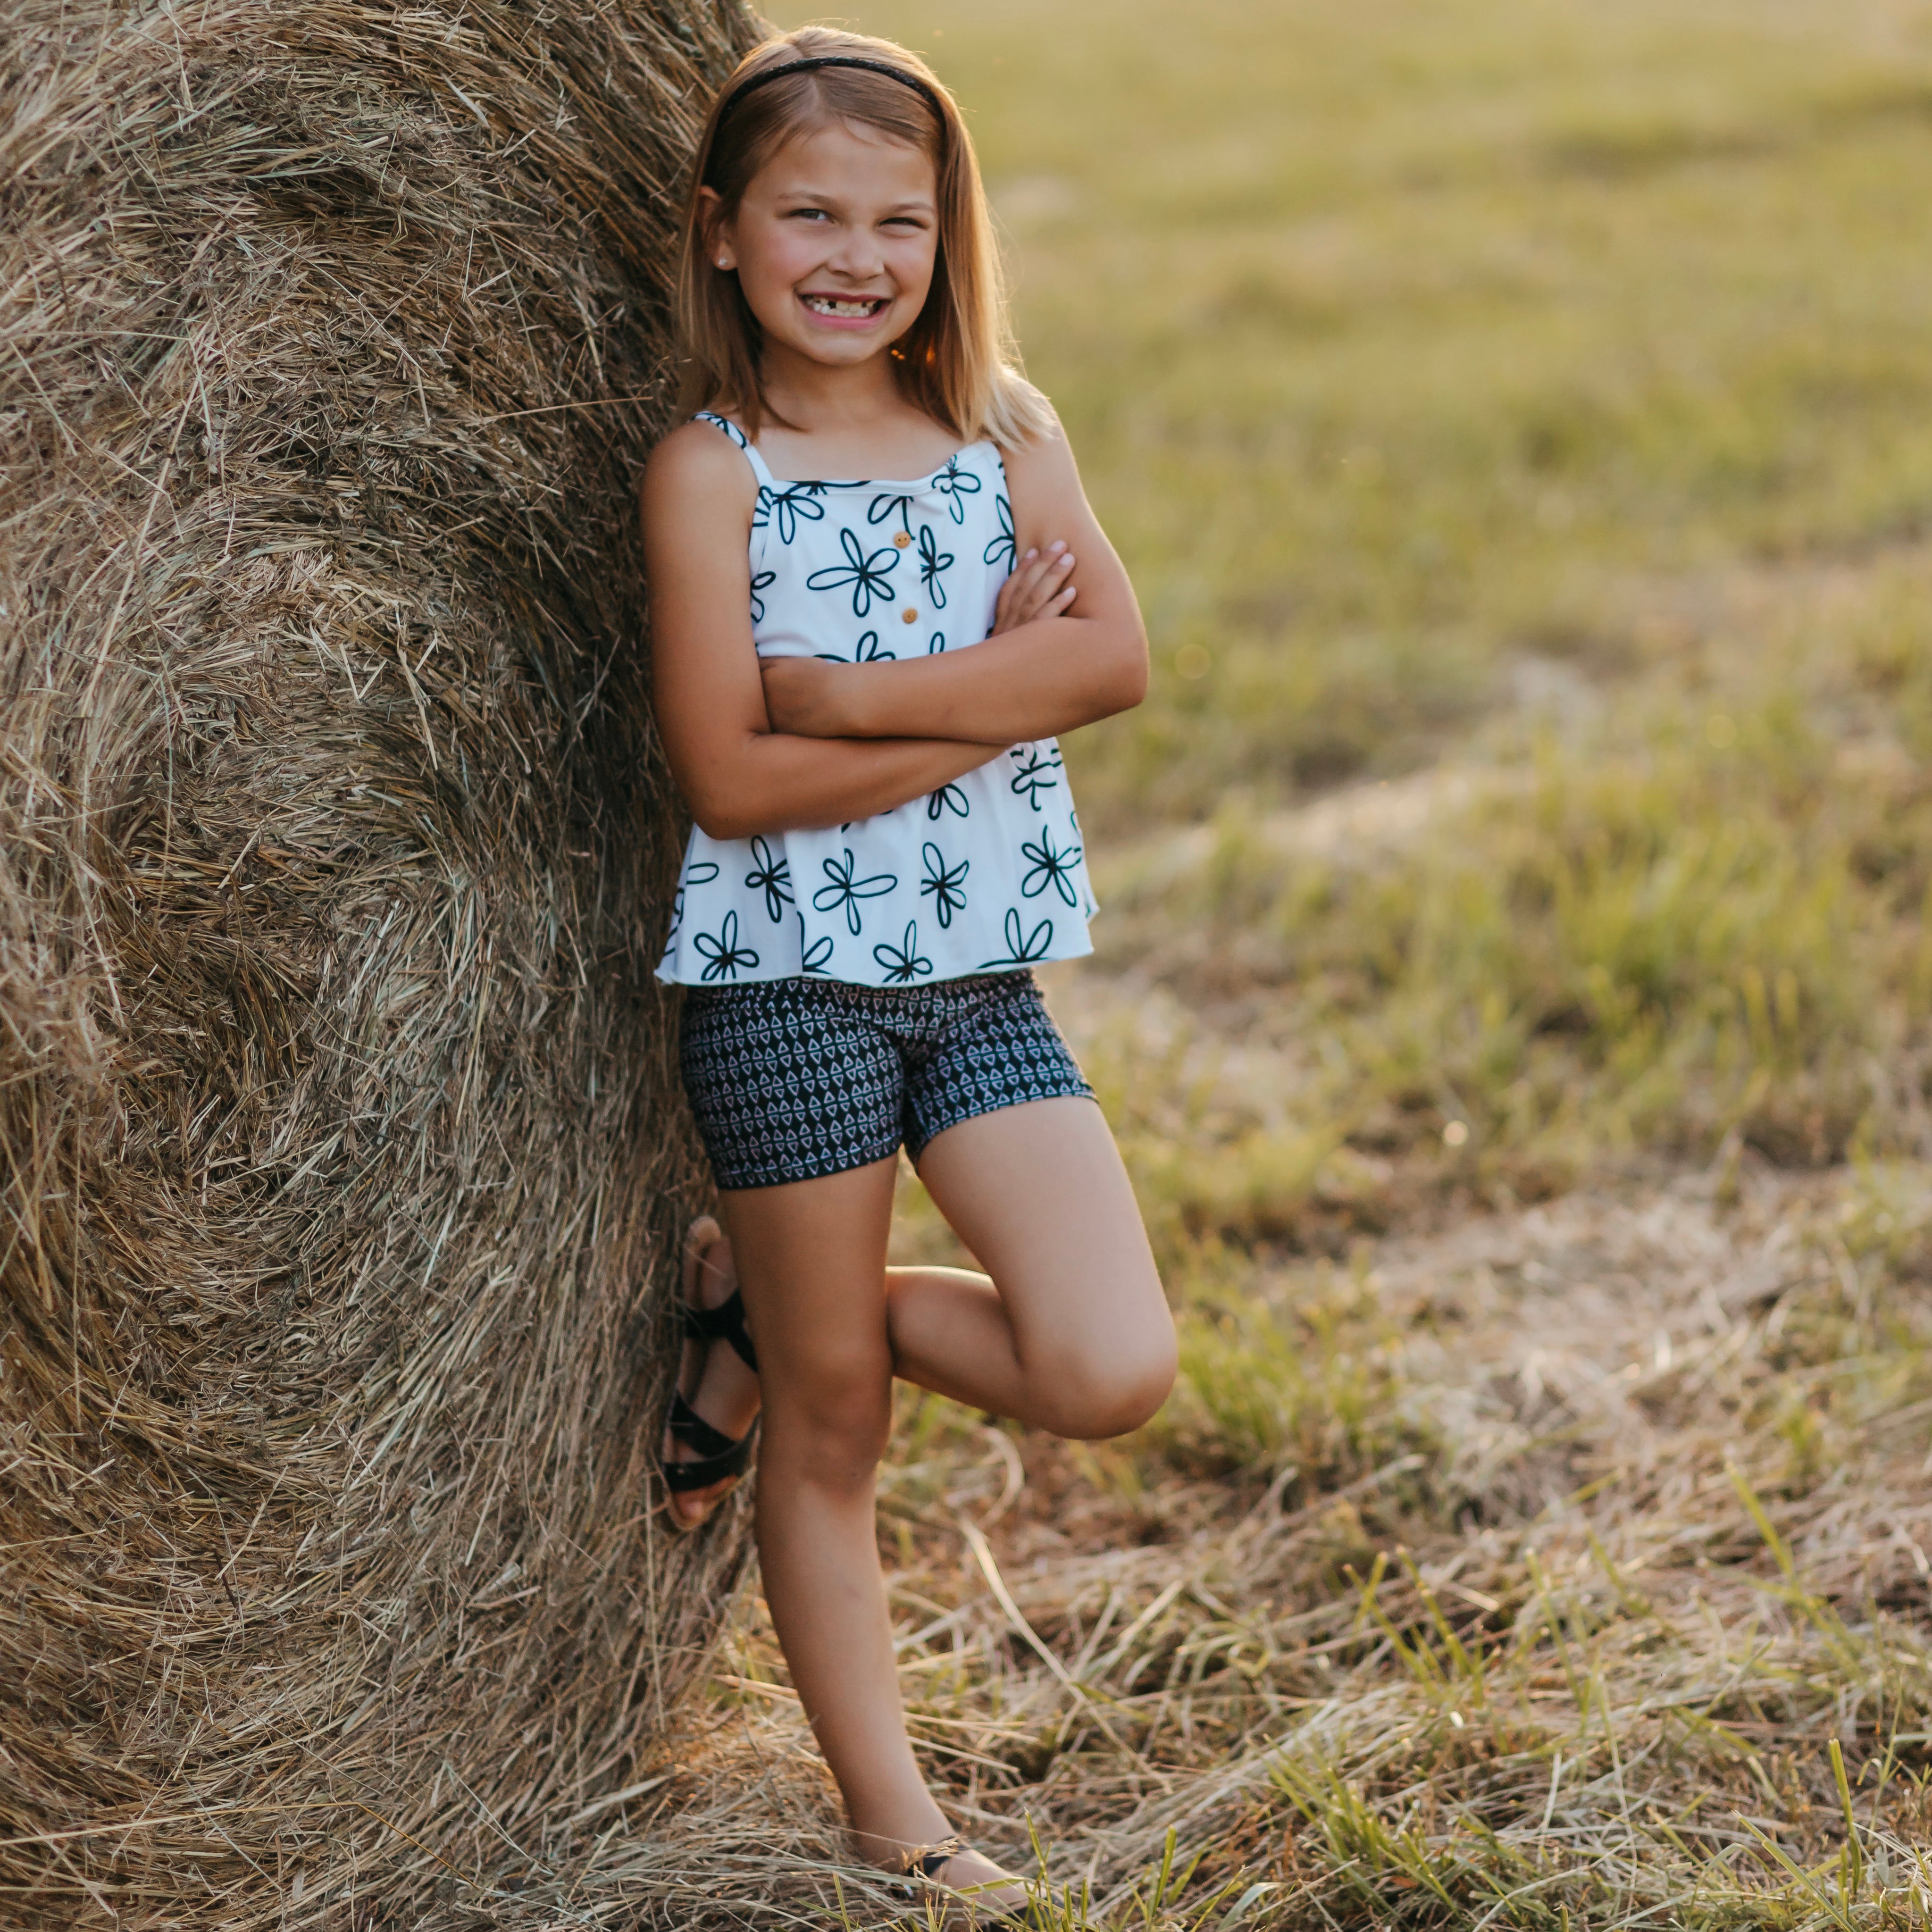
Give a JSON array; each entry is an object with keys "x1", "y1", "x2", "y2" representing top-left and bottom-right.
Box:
[
  {"x1": 755, "y1": 480, "x2": 828, "y2": 544},
  {"x1": 1009, "y1": 746, "x2": 1063, "y2": 810},
  {"x1": 916, "y1": 525, "x2": 953, "y2": 608},
  {"x1": 812, "y1": 848, "x2": 898, "y2": 936},
  {"x1": 659, "y1": 418, "x2": 1098, "y2": 988},
  {"x1": 979, "y1": 907, "x2": 1055, "y2": 970},
  {"x1": 668, "y1": 859, "x2": 719, "y2": 943},
  {"x1": 932, "y1": 452, "x2": 983, "y2": 525},
  {"x1": 694, "y1": 909, "x2": 760, "y2": 983},
  {"x1": 807, "y1": 526, "x2": 900, "y2": 618},
  {"x1": 744, "y1": 836, "x2": 793, "y2": 924},
  {"x1": 872, "y1": 921, "x2": 933, "y2": 984},
  {"x1": 1020, "y1": 828, "x2": 1084, "y2": 907},
  {"x1": 982, "y1": 493, "x2": 1016, "y2": 572},
  {"x1": 799, "y1": 925, "x2": 836, "y2": 974},
  {"x1": 866, "y1": 490, "x2": 917, "y2": 536},
  {"x1": 919, "y1": 842, "x2": 970, "y2": 928}
]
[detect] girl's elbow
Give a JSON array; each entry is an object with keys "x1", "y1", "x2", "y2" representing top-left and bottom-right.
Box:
[
  {"x1": 687, "y1": 796, "x2": 761, "y2": 842},
  {"x1": 686, "y1": 786, "x2": 757, "y2": 842},
  {"x1": 1108, "y1": 640, "x2": 1150, "y2": 711},
  {"x1": 680, "y1": 739, "x2": 776, "y2": 840}
]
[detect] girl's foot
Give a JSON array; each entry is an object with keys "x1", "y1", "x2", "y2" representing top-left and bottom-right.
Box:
[
  {"x1": 897, "y1": 1836, "x2": 1038, "y2": 1926},
  {"x1": 661, "y1": 1216, "x2": 762, "y2": 1530}
]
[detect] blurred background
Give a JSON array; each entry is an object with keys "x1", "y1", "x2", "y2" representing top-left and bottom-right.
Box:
[
  {"x1": 766, "y1": 0, "x2": 1932, "y2": 1249},
  {"x1": 704, "y1": 2, "x2": 1932, "y2": 1920},
  {"x1": 784, "y1": 0, "x2": 1932, "y2": 1244}
]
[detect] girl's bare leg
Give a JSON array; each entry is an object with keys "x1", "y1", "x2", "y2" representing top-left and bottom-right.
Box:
[
  {"x1": 719, "y1": 1098, "x2": 1174, "y2": 1911},
  {"x1": 891, "y1": 1096, "x2": 1176, "y2": 1439},
  {"x1": 718, "y1": 1157, "x2": 958, "y2": 1863}
]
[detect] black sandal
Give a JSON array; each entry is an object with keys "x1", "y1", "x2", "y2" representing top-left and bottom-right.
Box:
[
  {"x1": 896, "y1": 1836, "x2": 1045, "y2": 1928},
  {"x1": 660, "y1": 1219, "x2": 760, "y2": 1527},
  {"x1": 661, "y1": 1389, "x2": 758, "y2": 1495},
  {"x1": 679, "y1": 1275, "x2": 759, "y2": 1375}
]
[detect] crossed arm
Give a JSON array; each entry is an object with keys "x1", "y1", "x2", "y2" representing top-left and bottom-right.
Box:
[{"x1": 642, "y1": 417, "x2": 1147, "y2": 843}]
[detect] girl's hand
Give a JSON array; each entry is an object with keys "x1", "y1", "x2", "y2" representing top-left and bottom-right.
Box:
[
  {"x1": 760, "y1": 656, "x2": 852, "y2": 738},
  {"x1": 990, "y1": 539, "x2": 1077, "y2": 636}
]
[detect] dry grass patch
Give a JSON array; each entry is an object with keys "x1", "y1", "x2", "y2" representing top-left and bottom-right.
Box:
[{"x1": 641, "y1": 1163, "x2": 1932, "y2": 1929}]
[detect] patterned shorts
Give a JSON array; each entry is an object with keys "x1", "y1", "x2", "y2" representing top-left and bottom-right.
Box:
[{"x1": 680, "y1": 971, "x2": 1095, "y2": 1191}]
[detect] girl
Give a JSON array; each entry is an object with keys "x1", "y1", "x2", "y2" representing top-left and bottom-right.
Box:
[{"x1": 641, "y1": 27, "x2": 1176, "y2": 1923}]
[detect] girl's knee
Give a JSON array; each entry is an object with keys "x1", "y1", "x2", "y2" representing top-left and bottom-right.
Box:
[
  {"x1": 768, "y1": 1404, "x2": 892, "y2": 1487},
  {"x1": 766, "y1": 1339, "x2": 895, "y2": 1474},
  {"x1": 1035, "y1": 1327, "x2": 1177, "y2": 1441}
]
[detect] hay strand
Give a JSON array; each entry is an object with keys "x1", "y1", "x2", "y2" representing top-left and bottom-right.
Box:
[{"x1": 0, "y1": 1, "x2": 760, "y2": 1923}]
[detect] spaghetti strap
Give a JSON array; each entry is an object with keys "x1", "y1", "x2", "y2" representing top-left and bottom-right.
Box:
[{"x1": 692, "y1": 410, "x2": 778, "y2": 489}]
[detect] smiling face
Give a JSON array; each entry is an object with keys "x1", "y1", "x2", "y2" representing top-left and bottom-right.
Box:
[{"x1": 704, "y1": 120, "x2": 939, "y2": 375}]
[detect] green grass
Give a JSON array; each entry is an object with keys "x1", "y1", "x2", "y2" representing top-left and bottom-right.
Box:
[
  {"x1": 700, "y1": 2, "x2": 1932, "y2": 1926},
  {"x1": 1087, "y1": 624, "x2": 1932, "y2": 1250},
  {"x1": 795, "y1": 0, "x2": 1932, "y2": 824}
]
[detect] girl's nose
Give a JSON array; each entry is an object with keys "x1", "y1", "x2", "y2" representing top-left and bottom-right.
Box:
[{"x1": 826, "y1": 230, "x2": 886, "y2": 281}]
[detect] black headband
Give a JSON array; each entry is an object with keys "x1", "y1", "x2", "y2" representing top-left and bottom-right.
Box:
[{"x1": 714, "y1": 55, "x2": 945, "y2": 129}]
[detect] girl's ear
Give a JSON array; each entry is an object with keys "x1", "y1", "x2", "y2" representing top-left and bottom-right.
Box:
[{"x1": 696, "y1": 186, "x2": 733, "y2": 271}]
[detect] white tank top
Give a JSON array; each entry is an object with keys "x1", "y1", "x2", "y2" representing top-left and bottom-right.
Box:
[{"x1": 656, "y1": 412, "x2": 1097, "y2": 988}]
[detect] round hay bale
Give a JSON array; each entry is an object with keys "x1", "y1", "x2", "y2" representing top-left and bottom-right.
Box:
[{"x1": 0, "y1": 2, "x2": 759, "y2": 1922}]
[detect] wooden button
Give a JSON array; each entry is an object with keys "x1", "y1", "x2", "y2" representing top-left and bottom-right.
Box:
[
  {"x1": 901, "y1": 607, "x2": 919, "y2": 624},
  {"x1": 892, "y1": 530, "x2": 912, "y2": 548}
]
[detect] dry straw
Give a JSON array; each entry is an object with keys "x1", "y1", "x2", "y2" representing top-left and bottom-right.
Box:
[{"x1": 0, "y1": 1, "x2": 764, "y2": 1924}]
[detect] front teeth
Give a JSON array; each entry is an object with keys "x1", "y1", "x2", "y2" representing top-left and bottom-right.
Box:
[{"x1": 804, "y1": 296, "x2": 883, "y2": 318}]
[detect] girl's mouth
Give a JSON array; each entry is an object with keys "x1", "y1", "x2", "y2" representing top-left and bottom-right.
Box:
[{"x1": 800, "y1": 293, "x2": 890, "y2": 320}]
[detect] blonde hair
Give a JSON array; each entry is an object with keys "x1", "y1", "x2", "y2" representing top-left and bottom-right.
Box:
[{"x1": 674, "y1": 27, "x2": 1054, "y2": 449}]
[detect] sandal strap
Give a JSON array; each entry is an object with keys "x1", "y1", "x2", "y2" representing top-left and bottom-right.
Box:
[
  {"x1": 661, "y1": 1424, "x2": 756, "y2": 1494},
  {"x1": 898, "y1": 1838, "x2": 1046, "y2": 1926},
  {"x1": 681, "y1": 1285, "x2": 759, "y2": 1373},
  {"x1": 661, "y1": 1439, "x2": 752, "y2": 1493},
  {"x1": 666, "y1": 1389, "x2": 741, "y2": 1460},
  {"x1": 898, "y1": 1834, "x2": 966, "y2": 1882},
  {"x1": 661, "y1": 1393, "x2": 757, "y2": 1493}
]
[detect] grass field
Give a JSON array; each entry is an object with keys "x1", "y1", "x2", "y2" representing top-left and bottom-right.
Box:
[{"x1": 637, "y1": 2, "x2": 1932, "y2": 1924}]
